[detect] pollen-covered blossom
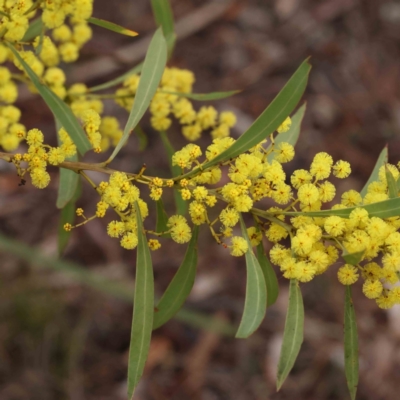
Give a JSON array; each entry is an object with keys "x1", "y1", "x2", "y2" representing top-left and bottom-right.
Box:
[
  {"x1": 266, "y1": 223, "x2": 288, "y2": 242},
  {"x1": 189, "y1": 201, "x2": 207, "y2": 225},
  {"x1": 247, "y1": 227, "x2": 262, "y2": 247},
  {"x1": 291, "y1": 169, "x2": 312, "y2": 189},
  {"x1": 310, "y1": 152, "x2": 333, "y2": 180},
  {"x1": 172, "y1": 143, "x2": 202, "y2": 170},
  {"x1": 333, "y1": 160, "x2": 351, "y2": 178},
  {"x1": 121, "y1": 232, "x2": 139, "y2": 250},
  {"x1": 229, "y1": 236, "x2": 248, "y2": 257},
  {"x1": 297, "y1": 183, "x2": 320, "y2": 205},
  {"x1": 167, "y1": 215, "x2": 192, "y2": 243},
  {"x1": 276, "y1": 116, "x2": 292, "y2": 133},
  {"x1": 148, "y1": 239, "x2": 161, "y2": 251},
  {"x1": 220, "y1": 208, "x2": 240, "y2": 227},
  {"x1": 30, "y1": 168, "x2": 51, "y2": 189},
  {"x1": 362, "y1": 280, "x2": 383, "y2": 299},
  {"x1": 274, "y1": 142, "x2": 295, "y2": 163},
  {"x1": 337, "y1": 265, "x2": 359, "y2": 285}
]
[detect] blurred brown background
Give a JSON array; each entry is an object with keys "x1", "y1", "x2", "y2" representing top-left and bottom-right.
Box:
[{"x1": 1, "y1": 0, "x2": 400, "y2": 399}]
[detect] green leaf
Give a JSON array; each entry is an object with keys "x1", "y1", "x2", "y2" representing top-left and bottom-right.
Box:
[
  {"x1": 342, "y1": 249, "x2": 365, "y2": 265},
  {"x1": 277, "y1": 279, "x2": 304, "y2": 390},
  {"x1": 256, "y1": 241, "x2": 279, "y2": 307},
  {"x1": 177, "y1": 58, "x2": 311, "y2": 181},
  {"x1": 385, "y1": 165, "x2": 398, "y2": 199},
  {"x1": 236, "y1": 216, "x2": 267, "y2": 338},
  {"x1": 127, "y1": 202, "x2": 154, "y2": 398},
  {"x1": 159, "y1": 89, "x2": 240, "y2": 101},
  {"x1": 272, "y1": 197, "x2": 400, "y2": 219},
  {"x1": 134, "y1": 125, "x2": 148, "y2": 151},
  {"x1": 159, "y1": 130, "x2": 187, "y2": 215},
  {"x1": 88, "y1": 63, "x2": 143, "y2": 93},
  {"x1": 151, "y1": 0, "x2": 174, "y2": 39},
  {"x1": 55, "y1": 118, "x2": 80, "y2": 208},
  {"x1": 360, "y1": 146, "x2": 388, "y2": 197},
  {"x1": 267, "y1": 102, "x2": 306, "y2": 162},
  {"x1": 7, "y1": 44, "x2": 91, "y2": 155},
  {"x1": 344, "y1": 286, "x2": 359, "y2": 400},
  {"x1": 58, "y1": 181, "x2": 82, "y2": 255},
  {"x1": 165, "y1": 33, "x2": 176, "y2": 57},
  {"x1": 56, "y1": 158, "x2": 79, "y2": 208},
  {"x1": 153, "y1": 226, "x2": 199, "y2": 329},
  {"x1": 150, "y1": 0, "x2": 175, "y2": 55},
  {"x1": 87, "y1": 17, "x2": 138, "y2": 37},
  {"x1": 22, "y1": 17, "x2": 43, "y2": 42},
  {"x1": 109, "y1": 28, "x2": 167, "y2": 162},
  {"x1": 155, "y1": 198, "x2": 169, "y2": 236}
]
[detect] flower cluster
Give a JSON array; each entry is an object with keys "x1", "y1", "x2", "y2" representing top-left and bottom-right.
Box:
[
  {"x1": 68, "y1": 172, "x2": 192, "y2": 250},
  {"x1": 10, "y1": 115, "x2": 115, "y2": 189},
  {"x1": 269, "y1": 161, "x2": 400, "y2": 309},
  {"x1": 115, "y1": 67, "x2": 237, "y2": 141},
  {"x1": 0, "y1": 0, "x2": 100, "y2": 156},
  {"x1": 159, "y1": 115, "x2": 400, "y2": 309},
  {"x1": 0, "y1": 104, "x2": 25, "y2": 151},
  {"x1": 11, "y1": 126, "x2": 77, "y2": 188},
  {"x1": 96, "y1": 172, "x2": 149, "y2": 250}
]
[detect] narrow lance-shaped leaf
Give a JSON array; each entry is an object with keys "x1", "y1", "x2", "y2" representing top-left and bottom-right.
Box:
[
  {"x1": 155, "y1": 198, "x2": 169, "y2": 237},
  {"x1": 22, "y1": 17, "x2": 43, "y2": 41},
  {"x1": 127, "y1": 203, "x2": 154, "y2": 398},
  {"x1": 271, "y1": 196, "x2": 400, "y2": 219},
  {"x1": 134, "y1": 125, "x2": 148, "y2": 151},
  {"x1": 360, "y1": 146, "x2": 388, "y2": 197},
  {"x1": 344, "y1": 286, "x2": 359, "y2": 400},
  {"x1": 267, "y1": 102, "x2": 306, "y2": 163},
  {"x1": 236, "y1": 216, "x2": 267, "y2": 338},
  {"x1": 7, "y1": 44, "x2": 91, "y2": 155},
  {"x1": 88, "y1": 63, "x2": 143, "y2": 93},
  {"x1": 151, "y1": 0, "x2": 176, "y2": 55},
  {"x1": 256, "y1": 241, "x2": 279, "y2": 307},
  {"x1": 277, "y1": 279, "x2": 304, "y2": 390},
  {"x1": 57, "y1": 163, "x2": 79, "y2": 208},
  {"x1": 153, "y1": 226, "x2": 199, "y2": 329},
  {"x1": 87, "y1": 17, "x2": 138, "y2": 37},
  {"x1": 159, "y1": 89, "x2": 240, "y2": 101},
  {"x1": 159, "y1": 130, "x2": 187, "y2": 215},
  {"x1": 177, "y1": 59, "x2": 311, "y2": 181},
  {"x1": 151, "y1": 0, "x2": 174, "y2": 39},
  {"x1": 385, "y1": 165, "x2": 398, "y2": 199},
  {"x1": 109, "y1": 28, "x2": 167, "y2": 161},
  {"x1": 58, "y1": 181, "x2": 82, "y2": 255},
  {"x1": 55, "y1": 118, "x2": 80, "y2": 208}
]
